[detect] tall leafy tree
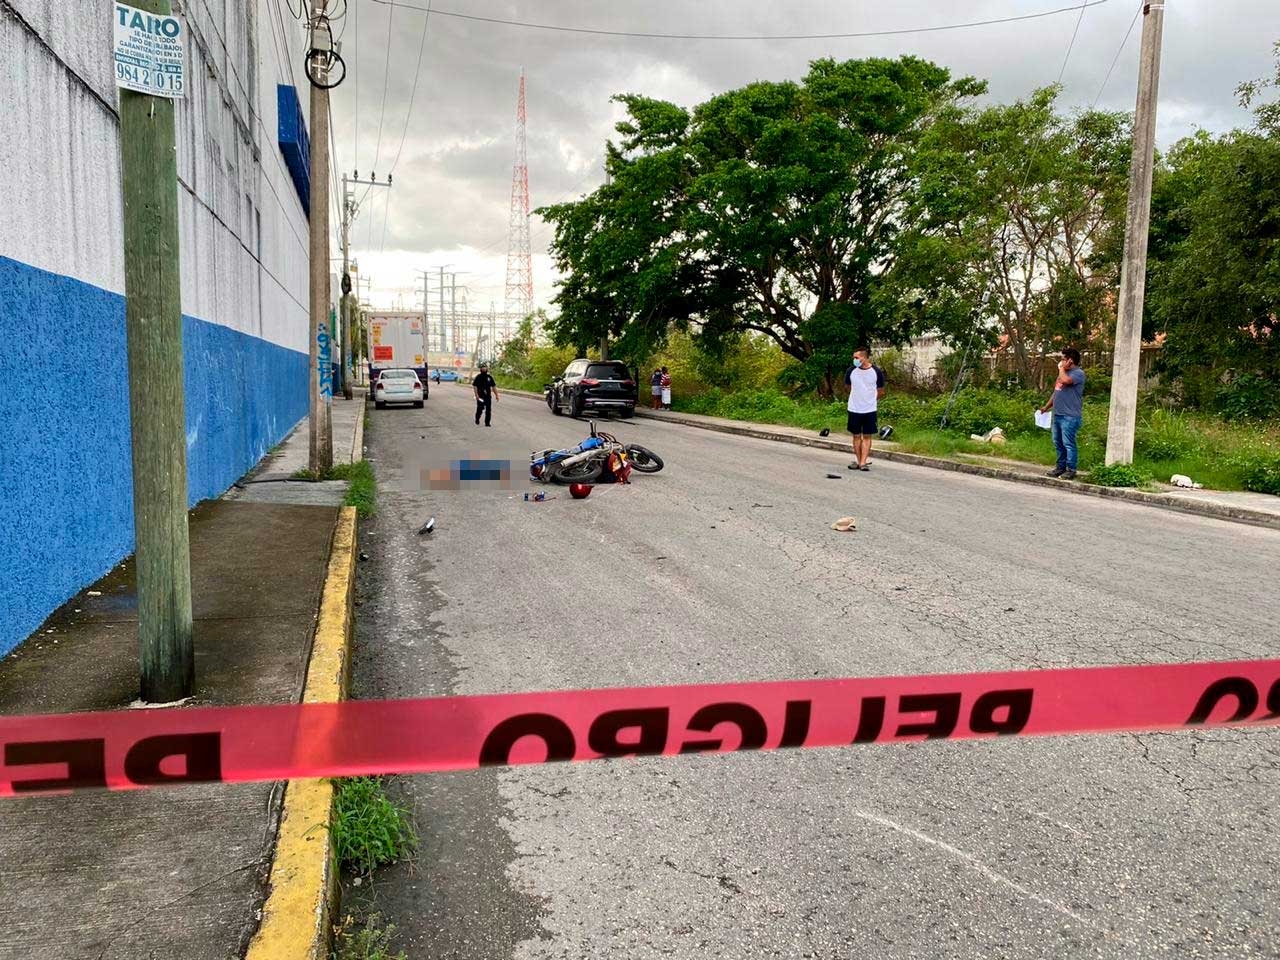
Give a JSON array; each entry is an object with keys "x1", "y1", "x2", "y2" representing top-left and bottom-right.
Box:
[
  {"x1": 899, "y1": 87, "x2": 1131, "y2": 388},
  {"x1": 1142, "y1": 46, "x2": 1280, "y2": 416},
  {"x1": 540, "y1": 57, "x2": 984, "y2": 395}
]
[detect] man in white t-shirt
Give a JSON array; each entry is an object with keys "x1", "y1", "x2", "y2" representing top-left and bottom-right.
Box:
[{"x1": 845, "y1": 347, "x2": 886, "y2": 472}]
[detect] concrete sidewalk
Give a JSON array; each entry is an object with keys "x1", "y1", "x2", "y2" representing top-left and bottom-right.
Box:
[{"x1": 0, "y1": 401, "x2": 362, "y2": 959}]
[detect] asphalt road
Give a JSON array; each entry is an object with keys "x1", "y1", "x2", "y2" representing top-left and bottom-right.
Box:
[{"x1": 348, "y1": 384, "x2": 1280, "y2": 960}]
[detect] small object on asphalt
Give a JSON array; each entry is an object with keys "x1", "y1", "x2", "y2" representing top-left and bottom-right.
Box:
[
  {"x1": 418, "y1": 517, "x2": 436, "y2": 535},
  {"x1": 524, "y1": 492, "x2": 530, "y2": 501},
  {"x1": 87, "y1": 590, "x2": 102, "y2": 597},
  {"x1": 879, "y1": 425, "x2": 893, "y2": 440},
  {"x1": 751, "y1": 502, "x2": 773, "y2": 508},
  {"x1": 818, "y1": 428, "x2": 830, "y2": 437},
  {"x1": 358, "y1": 552, "x2": 369, "y2": 562},
  {"x1": 569, "y1": 483, "x2": 593, "y2": 500},
  {"x1": 1005, "y1": 606, "x2": 1015, "y2": 612},
  {"x1": 533, "y1": 491, "x2": 547, "y2": 502},
  {"x1": 831, "y1": 517, "x2": 857, "y2": 532},
  {"x1": 825, "y1": 473, "x2": 841, "y2": 479},
  {"x1": 1170, "y1": 473, "x2": 1204, "y2": 489}
]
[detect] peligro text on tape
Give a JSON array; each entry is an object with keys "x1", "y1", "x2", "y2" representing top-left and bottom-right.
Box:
[{"x1": 1, "y1": 658, "x2": 1277, "y2": 797}]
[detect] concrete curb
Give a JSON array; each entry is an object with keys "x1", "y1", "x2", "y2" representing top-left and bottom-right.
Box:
[
  {"x1": 350, "y1": 403, "x2": 365, "y2": 463},
  {"x1": 501, "y1": 388, "x2": 1280, "y2": 531},
  {"x1": 245, "y1": 506, "x2": 357, "y2": 960}
]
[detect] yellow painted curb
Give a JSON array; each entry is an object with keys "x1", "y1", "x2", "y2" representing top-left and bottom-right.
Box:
[{"x1": 245, "y1": 506, "x2": 357, "y2": 960}]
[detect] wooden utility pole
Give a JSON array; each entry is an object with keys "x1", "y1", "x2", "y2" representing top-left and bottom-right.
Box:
[
  {"x1": 308, "y1": 0, "x2": 334, "y2": 474},
  {"x1": 119, "y1": 0, "x2": 194, "y2": 701},
  {"x1": 1106, "y1": 0, "x2": 1166, "y2": 465}
]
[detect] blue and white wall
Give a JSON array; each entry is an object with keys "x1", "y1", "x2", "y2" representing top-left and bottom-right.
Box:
[{"x1": 0, "y1": 1, "x2": 314, "y2": 656}]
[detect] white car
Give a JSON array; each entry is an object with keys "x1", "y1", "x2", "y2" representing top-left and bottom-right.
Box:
[{"x1": 373, "y1": 368, "x2": 425, "y2": 409}]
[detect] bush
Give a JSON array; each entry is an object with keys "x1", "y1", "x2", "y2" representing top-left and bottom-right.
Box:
[
  {"x1": 332, "y1": 778, "x2": 418, "y2": 876},
  {"x1": 928, "y1": 388, "x2": 1044, "y2": 438},
  {"x1": 530, "y1": 345, "x2": 577, "y2": 387},
  {"x1": 1087, "y1": 463, "x2": 1151, "y2": 487},
  {"x1": 1231, "y1": 454, "x2": 1280, "y2": 495},
  {"x1": 1217, "y1": 373, "x2": 1280, "y2": 421}
]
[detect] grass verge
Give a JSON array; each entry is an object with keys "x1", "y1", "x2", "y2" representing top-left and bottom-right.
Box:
[
  {"x1": 672, "y1": 387, "x2": 1279, "y2": 495},
  {"x1": 332, "y1": 913, "x2": 405, "y2": 960},
  {"x1": 332, "y1": 776, "x2": 418, "y2": 877},
  {"x1": 289, "y1": 461, "x2": 377, "y2": 516}
]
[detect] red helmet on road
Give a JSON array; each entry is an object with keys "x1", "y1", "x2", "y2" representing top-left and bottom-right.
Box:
[{"x1": 569, "y1": 483, "x2": 592, "y2": 499}]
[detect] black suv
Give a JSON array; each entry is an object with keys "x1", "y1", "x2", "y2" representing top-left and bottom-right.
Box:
[{"x1": 547, "y1": 359, "x2": 638, "y2": 418}]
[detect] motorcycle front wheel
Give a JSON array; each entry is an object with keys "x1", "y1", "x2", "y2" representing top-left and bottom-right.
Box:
[
  {"x1": 625, "y1": 444, "x2": 664, "y2": 473},
  {"x1": 550, "y1": 458, "x2": 604, "y2": 483}
]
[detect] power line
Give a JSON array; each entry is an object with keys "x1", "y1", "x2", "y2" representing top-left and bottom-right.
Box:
[
  {"x1": 385, "y1": 0, "x2": 434, "y2": 177},
  {"x1": 376, "y1": 0, "x2": 434, "y2": 254},
  {"x1": 1091, "y1": 0, "x2": 1143, "y2": 109},
  {"x1": 366, "y1": 0, "x2": 1109, "y2": 41},
  {"x1": 361, "y1": 0, "x2": 396, "y2": 206},
  {"x1": 941, "y1": 0, "x2": 1093, "y2": 426}
]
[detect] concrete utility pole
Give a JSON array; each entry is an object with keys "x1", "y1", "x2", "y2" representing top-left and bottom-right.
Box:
[
  {"x1": 341, "y1": 175, "x2": 389, "y2": 389},
  {"x1": 339, "y1": 174, "x2": 353, "y2": 399},
  {"x1": 449, "y1": 273, "x2": 458, "y2": 355},
  {"x1": 1106, "y1": 0, "x2": 1166, "y2": 465},
  {"x1": 308, "y1": 0, "x2": 333, "y2": 474},
  {"x1": 437, "y1": 265, "x2": 447, "y2": 354},
  {"x1": 120, "y1": 0, "x2": 194, "y2": 702}
]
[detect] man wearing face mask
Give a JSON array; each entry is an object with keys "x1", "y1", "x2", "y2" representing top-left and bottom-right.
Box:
[
  {"x1": 845, "y1": 347, "x2": 886, "y2": 472},
  {"x1": 1038, "y1": 347, "x2": 1086, "y2": 479}
]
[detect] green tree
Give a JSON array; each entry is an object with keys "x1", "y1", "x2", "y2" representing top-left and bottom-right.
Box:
[
  {"x1": 494, "y1": 314, "x2": 536, "y2": 381},
  {"x1": 1144, "y1": 131, "x2": 1280, "y2": 414},
  {"x1": 898, "y1": 87, "x2": 1131, "y2": 388},
  {"x1": 540, "y1": 57, "x2": 985, "y2": 396}
]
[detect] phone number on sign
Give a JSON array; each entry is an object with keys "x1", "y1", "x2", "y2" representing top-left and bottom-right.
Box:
[{"x1": 116, "y1": 62, "x2": 184, "y2": 94}]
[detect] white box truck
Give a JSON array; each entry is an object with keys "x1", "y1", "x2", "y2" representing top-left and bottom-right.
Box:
[{"x1": 368, "y1": 312, "x2": 430, "y2": 391}]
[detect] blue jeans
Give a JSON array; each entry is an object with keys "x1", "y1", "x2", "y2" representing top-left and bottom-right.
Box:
[{"x1": 1052, "y1": 414, "x2": 1082, "y2": 470}]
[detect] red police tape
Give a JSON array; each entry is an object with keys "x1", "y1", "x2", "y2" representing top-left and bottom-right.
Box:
[{"x1": 2, "y1": 658, "x2": 1278, "y2": 797}]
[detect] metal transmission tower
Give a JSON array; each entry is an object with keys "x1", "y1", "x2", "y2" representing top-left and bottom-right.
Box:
[{"x1": 504, "y1": 69, "x2": 533, "y2": 322}]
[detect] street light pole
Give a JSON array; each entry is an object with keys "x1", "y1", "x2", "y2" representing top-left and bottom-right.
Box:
[{"x1": 1106, "y1": 0, "x2": 1167, "y2": 465}]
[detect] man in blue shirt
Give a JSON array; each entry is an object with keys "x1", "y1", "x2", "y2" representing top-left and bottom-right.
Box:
[{"x1": 1038, "y1": 347, "x2": 1086, "y2": 479}]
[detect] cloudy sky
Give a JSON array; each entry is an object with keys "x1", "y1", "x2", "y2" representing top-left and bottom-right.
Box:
[{"x1": 327, "y1": 0, "x2": 1279, "y2": 316}]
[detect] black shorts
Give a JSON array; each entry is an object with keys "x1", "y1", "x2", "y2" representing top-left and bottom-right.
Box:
[{"x1": 847, "y1": 410, "x2": 878, "y2": 435}]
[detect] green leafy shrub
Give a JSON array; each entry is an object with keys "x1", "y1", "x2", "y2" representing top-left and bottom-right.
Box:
[
  {"x1": 332, "y1": 778, "x2": 418, "y2": 876},
  {"x1": 1087, "y1": 463, "x2": 1151, "y2": 487},
  {"x1": 1231, "y1": 455, "x2": 1280, "y2": 495},
  {"x1": 1217, "y1": 373, "x2": 1280, "y2": 421},
  {"x1": 928, "y1": 388, "x2": 1044, "y2": 437}
]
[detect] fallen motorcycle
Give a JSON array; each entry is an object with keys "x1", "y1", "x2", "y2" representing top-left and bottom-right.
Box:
[{"x1": 530, "y1": 422, "x2": 663, "y2": 483}]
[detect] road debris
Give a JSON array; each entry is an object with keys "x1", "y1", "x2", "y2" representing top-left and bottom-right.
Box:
[
  {"x1": 831, "y1": 517, "x2": 857, "y2": 532},
  {"x1": 417, "y1": 517, "x2": 436, "y2": 535},
  {"x1": 1171, "y1": 474, "x2": 1204, "y2": 489}
]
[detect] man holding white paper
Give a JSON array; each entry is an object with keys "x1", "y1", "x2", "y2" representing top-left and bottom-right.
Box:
[{"x1": 1038, "y1": 347, "x2": 1086, "y2": 479}]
